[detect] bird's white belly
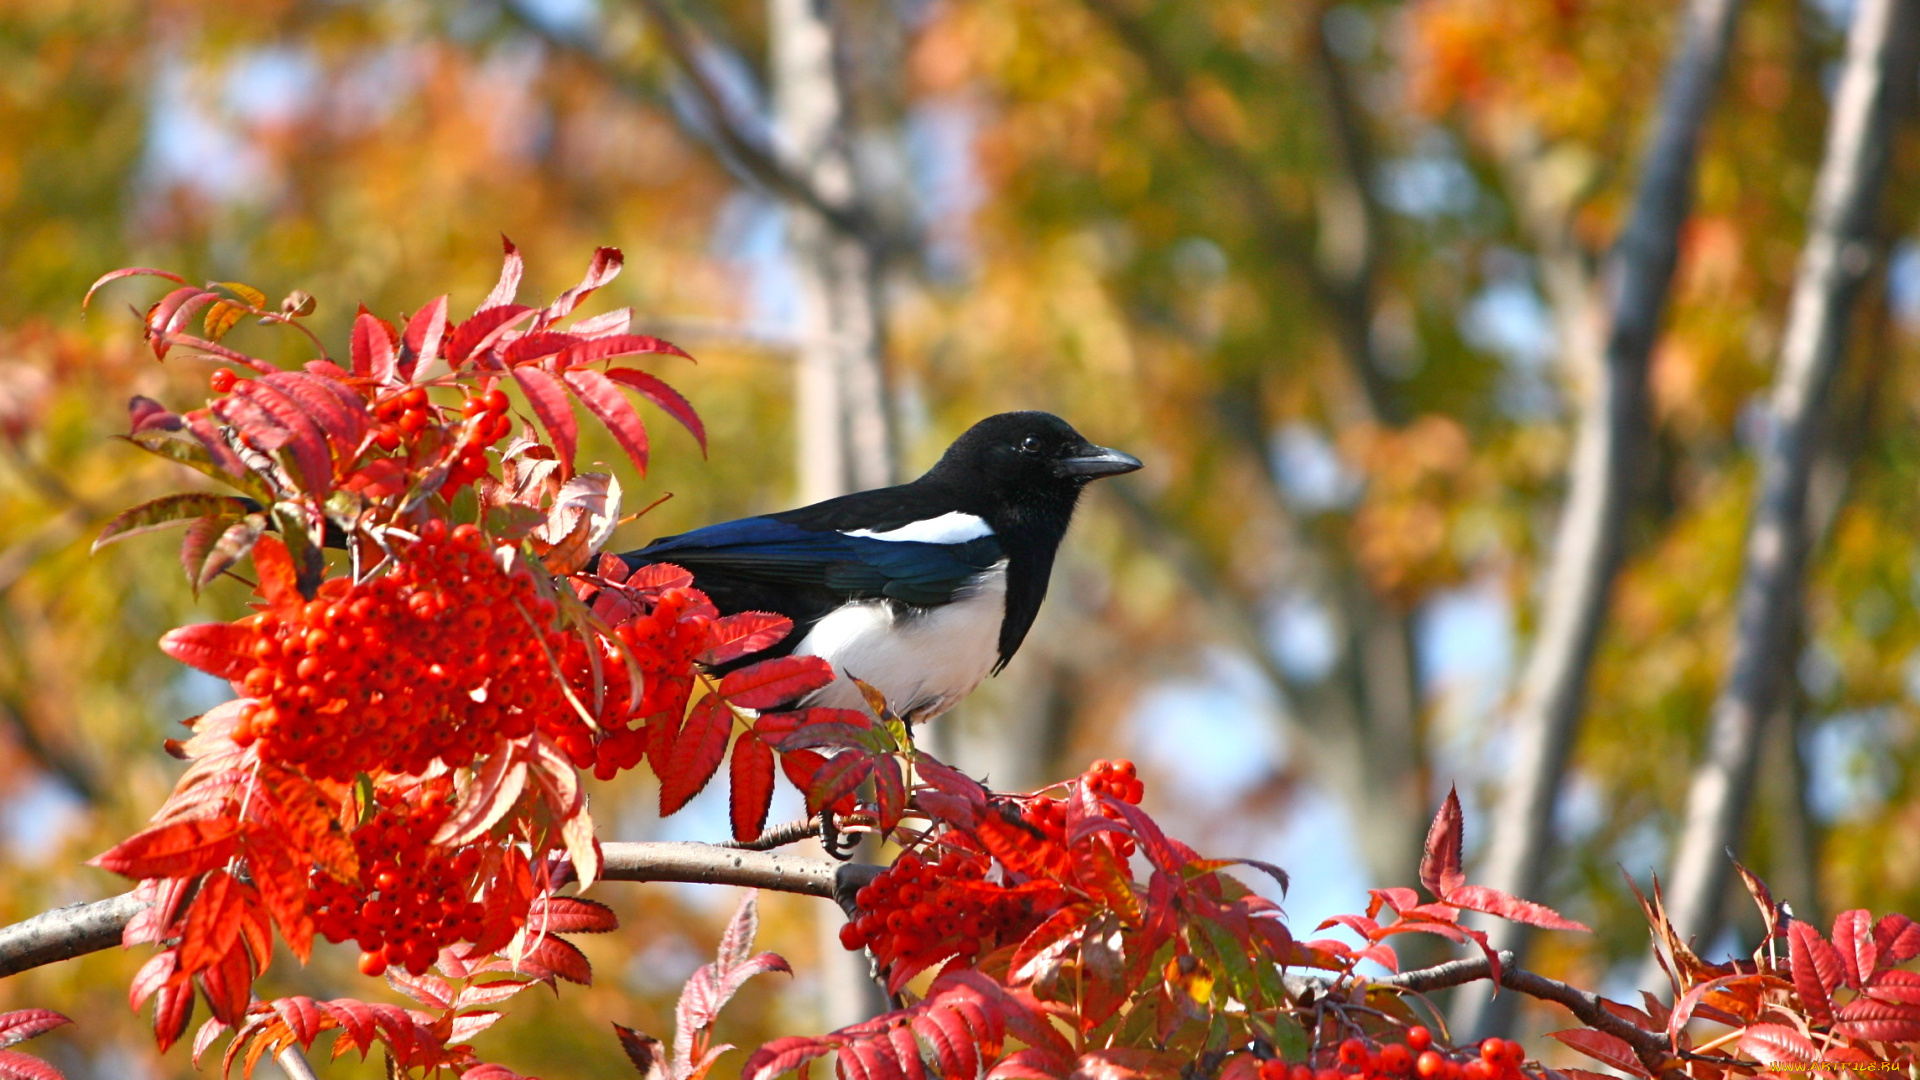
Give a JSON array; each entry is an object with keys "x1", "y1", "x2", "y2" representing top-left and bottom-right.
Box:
[{"x1": 793, "y1": 562, "x2": 1008, "y2": 723}]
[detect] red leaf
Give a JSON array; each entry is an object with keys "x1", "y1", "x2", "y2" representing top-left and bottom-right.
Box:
[
  {"x1": 444, "y1": 305, "x2": 536, "y2": 366},
  {"x1": 523, "y1": 934, "x2": 593, "y2": 985},
  {"x1": 1875, "y1": 912, "x2": 1920, "y2": 964},
  {"x1": 233, "y1": 379, "x2": 333, "y2": 493},
  {"x1": 1443, "y1": 886, "x2": 1591, "y2": 931},
  {"x1": 480, "y1": 235, "x2": 524, "y2": 312},
  {"x1": 1420, "y1": 786, "x2": 1466, "y2": 899},
  {"x1": 0, "y1": 1011, "x2": 71, "y2": 1051},
  {"x1": 0, "y1": 1048, "x2": 68, "y2": 1080},
  {"x1": 719, "y1": 655, "x2": 836, "y2": 710},
  {"x1": 128, "y1": 396, "x2": 181, "y2": 435},
  {"x1": 1832, "y1": 908, "x2": 1875, "y2": 988},
  {"x1": 85, "y1": 266, "x2": 188, "y2": 310},
  {"x1": 260, "y1": 371, "x2": 366, "y2": 451},
  {"x1": 512, "y1": 365, "x2": 577, "y2": 474},
  {"x1": 730, "y1": 731, "x2": 776, "y2": 842},
  {"x1": 1790, "y1": 919, "x2": 1837, "y2": 1024},
  {"x1": 503, "y1": 332, "x2": 581, "y2": 366},
  {"x1": 701, "y1": 612, "x2": 792, "y2": 666},
  {"x1": 91, "y1": 818, "x2": 239, "y2": 879},
  {"x1": 251, "y1": 535, "x2": 299, "y2": 607},
  {"x1": 196, "y1": 933, "x2": 253, "y2": 1024},
  {"x1": 247, "y1": 829, "x2": 313, "y2": 962},
  {"x1": 603, "y1": 368, "x2": 707, "y2": 453},
  {"x1": 151, "y1": 977, "x2": 194, "y2": 1053},
  {"x1": 1833, "y1": 997, "x2": 1920, "y2": 1042},
  {"x1": 661, "y1": 696, "x2": 733, "y2": 817},
  {"x1": 801, "y1": 752, "x2": 872, "y2": 818},
  {"x1": 1545, "y1": 1030, "x2": 1648, "y2": 1078},
  {"x1": 179, "y1": 869, "x2": 243, "y2": 974},
  {"x1": 741, "y1": 1037, "x2": 836, "y2": 1080},
  {"x1": 268, "y1": 996, "x2": 323, "y2": 1046},
  {"x1": 545, "y1": 247, "x2": 624, "y2": 322},
  {"x1": 350, "y1": 310, "x2": 396, "y2": 383},
  {"x1": 527, "y1": 895, "x2": 619, "y2": 934},
  {"x1": 399, "y1": 296, "x2": 448, "y2": 379},
  {"x1": 873, "y1": 758, "x2": 906, "y2": 836},
  {"x1": 613, "y1": 1023, "x2": 668, "y2": 1080},
  {"x1": 555, "y1": 333, "x2": 692, "y2": 366},
  {"x1": 157, "y1": 622, "x2": 255, "y2": 679},
  {"x1": 563, "y1": 367, "x2": 650, "y2": 475}
]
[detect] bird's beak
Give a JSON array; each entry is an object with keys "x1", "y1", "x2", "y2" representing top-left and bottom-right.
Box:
[{"x1": 1053, "y1": 445, "x2": 1144, "y2": 479}]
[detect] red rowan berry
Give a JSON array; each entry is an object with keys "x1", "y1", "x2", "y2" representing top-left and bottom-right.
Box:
[
  {"x1": 1415, "y1": 1052, "x2": 1443, "y2": 1080},
  {"x1": 209, "y1": 368, "x2": 238, "y2": 394},
  {"x1": 1406, "y1": 1028, "x2": 1432, "y2": 1054},
  {"x1": 1338, "y1": 1040, "x2": 1368, "y2": 1069},
  {"x1": 358, "y1": 951, "x2": 387, "y2": 977},
  {"x1": 1290, "y1": 1066, "x2": 1315, "y2": 1080},
  {"x1": 400, "y1": 387, "x2": 428, "y2": 410},
  {"x1": 1259, "y1": 1061, "x2": 1288, "y2": 1080},
  {"x1": 484, "y1": 389, "x2": 509, "y2": 414},
  {"x1": 1380, "y1": 1044, "x2": 1411, "y2": 1074}
]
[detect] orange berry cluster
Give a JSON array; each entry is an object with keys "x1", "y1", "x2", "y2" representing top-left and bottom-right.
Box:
[
  {"x1": 838, "y1": 850, "x2": 1065, "y2": 976},
  {"x1": 1257, "y1": 1031, "x2": 1532, "y2": 1080},
  {"x1": 1085, "y1": 758, "x2": 1144, "y2": 804},
  {"x1": 232, "y1": 520, "x2": 563, "y2": 780},
  {"x1": 309, "y1": 785, "x2": 485, "y2": 978}
]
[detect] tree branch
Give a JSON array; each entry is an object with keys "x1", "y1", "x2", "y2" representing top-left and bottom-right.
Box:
[
  {"x1": 1661, "y1": 0, "x2": 1920, "y2": 950},
  {"x1": 1467, "y1": 0, "x2": 1748, "y2": 1036},
  {"x1": 0, "y1": 842, "x2": 877, "y2": 980}
]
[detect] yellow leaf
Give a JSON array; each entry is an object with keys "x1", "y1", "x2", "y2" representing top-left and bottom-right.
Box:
[{"x1": 219, "y1": 281, "x2": 268, "y2": 308}]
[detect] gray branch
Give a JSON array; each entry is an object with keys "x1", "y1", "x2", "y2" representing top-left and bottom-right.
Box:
[
  {"x1": 1465, "y1": 0, "x2": 1747, "y2": 1036},
  {"x1": 1660, "y1": 0, "x2": 1920, "y2": 951},
  {"x1": 0, "y1": 842, "x2": 871, "y2": 980}
]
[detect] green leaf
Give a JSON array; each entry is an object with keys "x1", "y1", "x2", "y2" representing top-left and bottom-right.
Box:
[
  {"x1": 118, "y1": 433, "x2": 269, "y2": 500},
  {"x1": 93, "y1": 493, "x2": 256, "y2": 553}
]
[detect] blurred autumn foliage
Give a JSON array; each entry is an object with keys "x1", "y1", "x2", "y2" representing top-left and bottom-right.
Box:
[{"x1": 2, "y1": 0, "x2": 1920, "y2": 1075}]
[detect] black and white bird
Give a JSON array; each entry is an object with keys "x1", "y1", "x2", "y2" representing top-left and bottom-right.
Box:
[{"x1": 615, "y1": 412, "x2": 1141, "y2": 722}]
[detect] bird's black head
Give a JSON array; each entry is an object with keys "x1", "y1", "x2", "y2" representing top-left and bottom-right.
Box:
[{"x1": 921, "y1": 412, "x2": 1142, "y2": 514}]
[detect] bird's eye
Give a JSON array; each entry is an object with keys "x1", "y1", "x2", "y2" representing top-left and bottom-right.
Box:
[{"x1": 1018, "y1": 435, "x2": 1044, "y2": 454}]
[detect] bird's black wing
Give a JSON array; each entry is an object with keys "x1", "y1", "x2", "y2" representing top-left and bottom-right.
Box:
[{"x1": 618, "y1": 516, "x2": 1005, "y2": 661}]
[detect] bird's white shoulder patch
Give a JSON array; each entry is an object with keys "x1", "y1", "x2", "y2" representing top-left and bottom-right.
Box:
[{"x1": 843, "y1": 511, "x2": 993, "y2": 545}]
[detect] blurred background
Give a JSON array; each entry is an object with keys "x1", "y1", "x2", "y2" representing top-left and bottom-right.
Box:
[{"x1": 1, "y1": 0, "x2": 1918, "y2": 1074}]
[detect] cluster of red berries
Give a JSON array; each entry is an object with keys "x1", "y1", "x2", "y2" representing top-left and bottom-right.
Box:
[
  {"x1": 1257, "y1": 1031, "x2": 1532, "y2": 1080},
  {"x1": 231, "y1": 520, "x2": 566, "y2": 780},
  {"x1": 368, "y1": 386, "x2": 512, "y2": 492},
  {"x1": 1084, "y1": 758, "x2": 1145, "y2": 804},
  {"x1": 309, "y1": 785, "x2": 487, "y2": 977},
  {"x1": 837, "y1": 850, "x2": 1065, "y2": 978},
  {"x1": 551, "y1": 586, "x2": 713, "y2": 780}
]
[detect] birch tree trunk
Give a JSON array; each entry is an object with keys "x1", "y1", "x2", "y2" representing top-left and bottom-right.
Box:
[
  {"x1": 769, "y1": 0, "x2": 898, "y2": 1027},
  {"x1": 1658, "y1": 0, "x2": 1919, "y2": 960},
  {"x1": 1460, "y1": 0, "x2": 1747, "y2": 1036}
]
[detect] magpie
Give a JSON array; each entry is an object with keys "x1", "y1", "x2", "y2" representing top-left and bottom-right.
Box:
[{"x1": 615, "y1": 412, "x2": 1142, "y2": 722}]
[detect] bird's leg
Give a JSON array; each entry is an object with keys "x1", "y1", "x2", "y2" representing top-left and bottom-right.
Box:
[{"x1": 819, "y1": 809, "x2": 862, "y2": 861}]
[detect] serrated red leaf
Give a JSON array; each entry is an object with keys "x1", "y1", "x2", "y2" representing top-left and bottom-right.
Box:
[
  {"x1": 1420, "y1": 787, "x2": 1466, "y2": 899},
  {"x1": 661, "y1": 696, "x2": 733, "y2": 817},
  {"x1": 0, "y1": 1012, "x2": 70, "y2": 1052},
  {"x1": 0, "y1": 1048, "x2": 67, "y2": 1080},
  {"x1": 151, "y1": 977, "x2": 194, "y2": 1053},
  {"x1": 802, "y1": 752, "x2": 872, "y2": 817},
  {"x1": 260, "y1": 371, "x2": 366, "y2": 450},
  {"x1": 130, "y1": 951, "x2": 178, "y2": 1011},
  {"x1": 701, "y1": 611, "x2": 792, "y2": 665},
  {"x1": 480, "y1": 236, "x2": 524, "y2": 312},
  {"x1": 444, "y1": 305, "x2": 536, "y2": 366},
  {"x1": 189, "y1": 1016, "x2": 227, "y2": 1068},
  {"x1": 603, "y1": 368, "x2": 706, "y2": 453},
  {"x1": 1546, "y1": 1030, "x2": 1648, "y2": 1077},
  {"x1": 873, "y1": 759, "x2": 906, "y2": 837},
  {"x1": 349, "y1": 310, "x2": 395, "y2": 382},
  {"x1": 196, "y1": 933, "x2": 253, "y2": 1024},
  {"x1": 269, "y1": 996, "x2": 322, "y2": 1046},
  {"x1": 1875, "y1": 912, "x2": 1920, "y2": 963},
  {"x1": 1444, "y1": 885, "x2": 1591, "y2": 931},
  {"x1": 1833, "y1": 996, "x2": 1920, "y2": 1041},
  {"x1": 384, "y1": 970, "x2": 453, "y2": 1010},
  {"x1": 251, "y1": 535, "x2": 299, "y2": 607},
  {"x1": 1790, "y1": 919, "x2": 1837, "y2": 1024},
  {"x1": 719, "y1": 655, "x2": 835, "y2": 710},
  {"x1": 179, "y1": 869, "x2": 242, "y2": 974},
  {"x1": 555, "y1": 332, "x2": 692, "y2": 366},
  {"x1": 563, "y1": 367, "x2": 650, "y2": 475},
  {"x1": 91, "y1": 818, "x2": 239, "y2": 879},
  {"x1": 741, "y1": 1037, "x2": 835, "y2": 1080},
  {"x1": 317, "y1": 999, "x2": 374, "y2": 1056},
  {"x1": 730, "y1": 731, "x2": 776, "y2": 842},
  {"x1": 512, "y1": 365, "x2": 577, "y2": 474},
  {"x1": 399, "y1": 296, "x2": 448, "y2": 379},
  {"x1": 85, "y1": 266, "x2": 188, "y2": 310},
  {"x1": 527, "y1": 895, "x2": 619, "y2": 934},
  {"x1": 157, "y1": 622, "x2": 255, "y2": 679},
  {"x1": 545, "y1": 247, "x2": 623, "y2": 322},
  {"x1": 454, "y1": 980, "x2": 531, "y2": 1009},
  {"x1": 233, "y1": 379, "x2": 332, "y2": 493},
  {"x1": 1833, "y1": 909, "x2": 1875, "y2": 988},
  {"x1": 247, "y1": 834, "x2": 313, "y2": 963},
  {"x1": 523, "y1": 934, "x2": 593, "y2": 985}
]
